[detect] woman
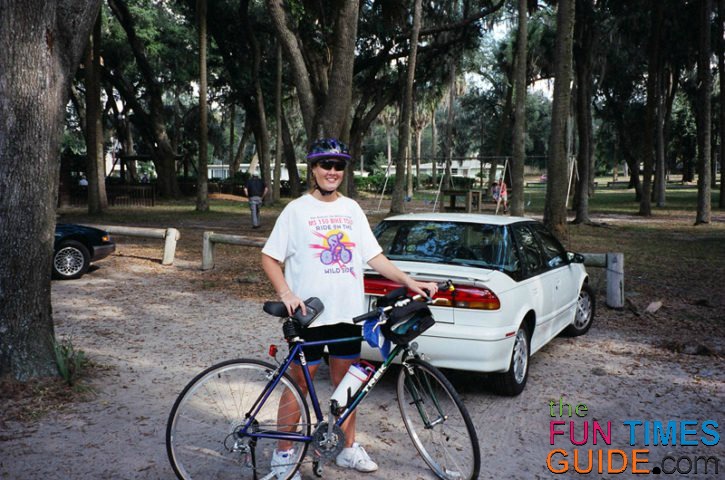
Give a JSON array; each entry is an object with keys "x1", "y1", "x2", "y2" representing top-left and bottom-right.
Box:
[{"x1": 262, "y1": 138, "x2": 437, "y2": 477}]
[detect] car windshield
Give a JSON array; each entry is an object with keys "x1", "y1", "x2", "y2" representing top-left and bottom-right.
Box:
[{"x1": 373, "y1": 220, "x2": 518, "y2": 273}]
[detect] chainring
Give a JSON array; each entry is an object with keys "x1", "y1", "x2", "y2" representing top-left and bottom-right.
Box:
[{"x1": 311, "y1": 422, "x2": 345, "y2": 460}]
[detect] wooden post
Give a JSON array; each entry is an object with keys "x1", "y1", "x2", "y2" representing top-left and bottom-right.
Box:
[
  {"x1": 202, "y1": 231, "x2": 215, "y2": 270},
  {"x1": 89, "y1": 224, "x2": 180, "y2": 265},
  {"x1": 606, "y1": 253, "x2": 624, "y2": 309},
  {"x1": 202, "y1": 232, "x2": 266, "y2": 270},
  {"x1": 162, "y1": 228, "x2": 180, "y2": 265},
  {"x1": 581, "y1": 252, "x2": 624, "y2": 309}
]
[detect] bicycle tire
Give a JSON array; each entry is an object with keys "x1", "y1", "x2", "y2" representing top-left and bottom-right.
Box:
[
  {"x1": 397, "y1": 359, "x2": 480, "y2": 480},
  {"x1": 166, "y1": 359, "x2": 310, "y2": 480}
]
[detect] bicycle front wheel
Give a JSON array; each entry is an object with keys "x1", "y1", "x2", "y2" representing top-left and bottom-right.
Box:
[
  {"x1": 166, "y1": 359, "x2": 310, "y2": 480},
  {"x1": 397, "y1": 359, "x2": 480, "y2": 480}
]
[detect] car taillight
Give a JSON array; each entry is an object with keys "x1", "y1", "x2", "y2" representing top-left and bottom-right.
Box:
[
  {"x1": 364, "y1": 277, "x2": 403, "y2": 296},
  {"x1": 437, "y1": 285, "x2": 501, "y2": 310},
  {"x1": 364, "y1": 277, "x2": 500, "y2": 310}
]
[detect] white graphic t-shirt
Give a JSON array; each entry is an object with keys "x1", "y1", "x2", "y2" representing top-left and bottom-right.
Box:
[{"x1": 262, "y1": 194, "x2": 383, "y2": 327}]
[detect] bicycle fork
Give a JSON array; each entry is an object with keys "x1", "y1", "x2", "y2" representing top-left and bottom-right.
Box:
[{"x1": 404, "y1": 363, "x2": 447, "y2": 428}]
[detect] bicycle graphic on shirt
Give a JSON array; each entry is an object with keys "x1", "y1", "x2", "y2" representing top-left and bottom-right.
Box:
[{"x1": 319, "y1": 232, "x2": 352, "y2": 265}]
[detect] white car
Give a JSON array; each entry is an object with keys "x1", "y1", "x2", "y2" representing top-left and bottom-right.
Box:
[{"x1": 362, "y1": 213, "x2": 594, "y2": 395}]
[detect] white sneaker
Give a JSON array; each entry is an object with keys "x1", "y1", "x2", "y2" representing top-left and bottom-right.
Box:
[
  {"x1": 335, "y1": 442, "x2": 378, "y2": 472},
  {"x1": 271, "y1": 448, "x2": 302, "y2": 480}
]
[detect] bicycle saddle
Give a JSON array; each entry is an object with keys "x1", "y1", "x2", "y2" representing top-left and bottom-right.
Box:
[{"x1": 263, "y1": 297, "x2": 325, "y2": 327}]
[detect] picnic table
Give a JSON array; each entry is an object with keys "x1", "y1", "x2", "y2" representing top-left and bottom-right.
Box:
[{"x1": 442, "y1": 189, "x2": 483, "y2": 213}]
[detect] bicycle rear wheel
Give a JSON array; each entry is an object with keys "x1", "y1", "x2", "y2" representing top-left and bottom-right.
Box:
[
  {"x1": 166, "y1": 359, "x2": 310, "y2": 480},
  {"x1": 397, "y1": 359, "x2": 480, "y2": 480}
]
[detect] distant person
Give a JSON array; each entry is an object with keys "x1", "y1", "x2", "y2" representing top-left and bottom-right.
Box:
[
  {"x1": 500, "y1": 181, "x2": 509, "y2": 213},
  {"x1": 244, "y1": 174, "x2": 268, "y2": 229},
  {"x1": 141, "y1": 173, "x2": 149, "y2": 183},
  {"x1": 78, "y1": 176, "x2": 88, "y2": 187},
  {"x1": 492, "y1": 180, "x2": 508, "y2": 213}
]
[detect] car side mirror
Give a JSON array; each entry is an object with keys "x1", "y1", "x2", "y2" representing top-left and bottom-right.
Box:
[{"x1": 567, "y1": 252, "x2": 585, "y2": 264}]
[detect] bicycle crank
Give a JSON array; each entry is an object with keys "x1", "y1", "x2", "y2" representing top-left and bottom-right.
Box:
[{"x1": 311, "y1": 421, "x2": 345, "y2": 461}]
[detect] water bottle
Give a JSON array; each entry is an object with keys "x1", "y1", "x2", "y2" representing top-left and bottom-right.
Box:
[{"x1": 330, "y1": 362, "x2": 374, "y2": 408}]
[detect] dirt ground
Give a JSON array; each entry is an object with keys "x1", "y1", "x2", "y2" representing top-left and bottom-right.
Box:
[{"x1": 1, "y1": 200, "x2": 723, "y2": 479}]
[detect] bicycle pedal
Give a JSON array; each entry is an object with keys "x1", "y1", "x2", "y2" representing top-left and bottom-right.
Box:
[{"x1": 312, "y1": 459, "x2": 325, "y2": 477}]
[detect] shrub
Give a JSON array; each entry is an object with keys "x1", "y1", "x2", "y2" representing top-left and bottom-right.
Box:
[{"x1": 52, "y1": 337, "x2": 88, "y2": 387}]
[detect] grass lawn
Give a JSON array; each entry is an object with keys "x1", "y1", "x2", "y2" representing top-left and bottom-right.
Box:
[{"x1": 56, "y1": 187, "x2": 724, "y2": 342}]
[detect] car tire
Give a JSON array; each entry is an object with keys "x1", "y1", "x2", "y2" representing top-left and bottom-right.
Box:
[
  {"x1": 53, "y1": 240, "x2": 90, "y2": 280},
  {"x1": 491, "y1": 323, "x2": 529, "y2": 396},
  {"x1": 562, "y1": 283, "x2": 595, "y2": 337}
]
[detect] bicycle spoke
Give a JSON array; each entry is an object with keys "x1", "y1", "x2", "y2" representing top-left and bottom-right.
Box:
[{"x1": 167, "y1": 360, "x2": 310, "y2": 480}]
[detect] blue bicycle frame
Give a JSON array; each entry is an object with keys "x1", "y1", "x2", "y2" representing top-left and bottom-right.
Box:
[{"x1": 236, "y1": 334, "x2": 404, "y2": 444}]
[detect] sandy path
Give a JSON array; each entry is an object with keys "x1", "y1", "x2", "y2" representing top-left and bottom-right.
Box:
[{"x1": 1, "y1": 253, "x2": 723, "y2": 479}]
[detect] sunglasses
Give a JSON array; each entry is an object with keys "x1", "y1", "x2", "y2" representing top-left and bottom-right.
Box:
[{"x1": 316, "y1": 160, "x2": 347, "y2": 171}]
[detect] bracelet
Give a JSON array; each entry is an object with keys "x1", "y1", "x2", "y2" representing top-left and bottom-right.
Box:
[{"x1": 279, "y1": 289, "x2": 291, "y2": 299}]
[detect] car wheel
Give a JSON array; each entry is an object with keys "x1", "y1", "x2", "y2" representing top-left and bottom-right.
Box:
[
  {"x1": 53, "y1": 240, "x2": 90, "y2": 280},
  {"x1": 492, "y1": 323, "x2": 529, "y2": 396},
  {"x1": 562, "y1": 283, "x2": 595, "y2": 337}
]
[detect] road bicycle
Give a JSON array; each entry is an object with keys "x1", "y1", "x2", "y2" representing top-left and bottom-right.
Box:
[{"x1": 166, "y1": 282, "x2": 480, "y2": 480}]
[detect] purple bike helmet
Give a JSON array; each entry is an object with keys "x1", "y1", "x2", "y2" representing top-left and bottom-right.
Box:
[{"x1": 306, "y1": 138, "x2": 352, "y2": 164}]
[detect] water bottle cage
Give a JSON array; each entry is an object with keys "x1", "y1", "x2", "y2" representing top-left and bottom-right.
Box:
[{"x1": 330, "y1": 389, "x2": 355, "y2": 416}]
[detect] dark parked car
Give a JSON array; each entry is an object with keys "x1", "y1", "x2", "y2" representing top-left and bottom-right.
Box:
[{"x1": 53, "y1": 224, "x2": 116, "y2": 280}]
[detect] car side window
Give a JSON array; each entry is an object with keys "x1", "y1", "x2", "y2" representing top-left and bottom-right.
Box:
[
  {"x1": 512, "y1": 224, "x2": 546, "y2": 276},
  {"x1": 532, "y1": 224, "x2": 568, "y2": 268}
]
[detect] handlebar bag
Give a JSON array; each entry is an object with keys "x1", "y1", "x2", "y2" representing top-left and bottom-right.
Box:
[{"x1": 382, "y1": 301, "x2": 434, "y2": 345}]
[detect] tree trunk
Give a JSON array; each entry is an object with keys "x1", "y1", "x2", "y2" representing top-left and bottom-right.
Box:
[
  {"x1": 640, "y1": 0, "x2": 664, "y2": 216},
  {"x1": 382, "y1": 108, "x2": 396, "y2": 191},
  {"x1": 573, "y1": 0, "x2": 595, "y2": 224},
  {"x1": 85, "y1": 12, "x2": 107, "y2": 214},
  {"x1": 695, "y1": 0, "x2": 712, "y2": 224},
  {"x1": 230, "y1": 120, "x2": 251, "y2": 181},
  {"x1": 0, "y1": 0, "x2": 103, "y2": 380},
  {"x1": 443, "y1": 65, "x2": 456, "y2": 189},
  {"x1": 229, "y1": 103, "x2": 236, "y2": 171},
  {"x1": 720, "y1": 0, "x2": 725, "y2": 208},
  {"x1": 348, "y1": 85, "x2": 396, "y2": 198},
  {"x1": 414, "y1": 114, "x2": 426, "y2": 190},
  {"x1": 391, "y1": 0, "x2": 422, "y2": 214},
  {"x1": 106, "y1": 0, "x2": 180, "y2": 198},
  {"x1": 196, "y1": 0, "x2": 209, "y2": 212},
  {"x1": 243, "y1": 0, "x2": 272, "y2": 198},
  {"x1": 489, "y1": 82, "x2": 513, "y2": 190},
  {"x1": 267, "y1": 0, "x2": 358, "y2": 141},
  {"x1": 654, "y1": 67, "x2": 667, "y2": 206},
  {"x1": 544, "y1": 0, "x2": 576, "y2": 238},
  {"x1": 281, "y1": 113, "x2": 301, "y2": 197},
  {"x1": 273, "y1": 44, "x2": 283, "y2": 204},
  {"x1": 431, "y1": 106, "x2": 438, "y2": 188},
  {"x1": 117, "y1": 106, "x2": 138, "y2": 182},
  {"x1": 510, "y1": 0, "x2": 528, "y2": 217}
]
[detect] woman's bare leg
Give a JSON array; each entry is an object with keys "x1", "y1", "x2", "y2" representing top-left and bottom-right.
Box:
[
  {"x1": 276, "y1": 362, "x2": 319, "y2": 451},
  {"x1": 329, "y1": 357, "x2": 358, "y2": 448}
]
